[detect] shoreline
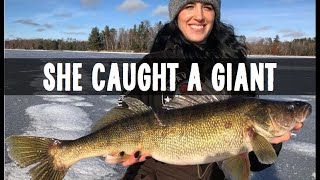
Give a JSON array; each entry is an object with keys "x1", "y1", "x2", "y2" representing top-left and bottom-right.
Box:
[
  {"x1": 247, "y1": 54, "x2": 315, "y2": 58},
  {"x1": 4, "y1": 49, "x2": 148, "y2": 55},
  {"x1": 4, "y1": 49, "x2": 315, "y2": 58}
]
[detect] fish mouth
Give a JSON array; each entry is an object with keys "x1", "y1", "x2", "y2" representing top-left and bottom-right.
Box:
[
  {"x1": 303, "y1": 103, "x2": 312, "y2": 120},
  {"x1": 295, "y1": 102, "x2": 312, "y2": 123}
]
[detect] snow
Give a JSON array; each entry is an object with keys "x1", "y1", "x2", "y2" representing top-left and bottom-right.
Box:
[
  {"x1": 25, "y1": 104, "x2": 91, "y2": 137},
  {"x1": 38, "y1": 95, "x2": 86, "y2": 103},
  {"x1": 282, "y1": 141, "x2": 315, "y2": 157}
]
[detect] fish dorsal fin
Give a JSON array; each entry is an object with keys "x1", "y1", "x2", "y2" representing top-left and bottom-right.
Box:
[
  {"x1": 91, "y1": 97, "x2": 152, "y2": 132},
  {"x1": 121, "y1": 97, "x2": 152, "y2": 114},
  {"x1": 163, "y1": 95, "x2": 231, "y2": 110},
  {"x1": 163, "y1": 80, "x2": 232, "y2": 110}
]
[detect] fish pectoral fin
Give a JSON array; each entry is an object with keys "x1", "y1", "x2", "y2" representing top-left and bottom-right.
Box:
[
  {"x1": 217, "y1": 153, "x2": 250, "y2": 180},
  {"x1": 251, "y1": 133, "x2": 277, "y2": 164},
  {"x1": 103, "y1": 153, "x2": 131, "y2": 164}
]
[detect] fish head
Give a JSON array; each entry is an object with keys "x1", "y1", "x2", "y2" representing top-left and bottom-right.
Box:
[{"x1": 247, "y1": 99, "x2": 312, "y2": 139}]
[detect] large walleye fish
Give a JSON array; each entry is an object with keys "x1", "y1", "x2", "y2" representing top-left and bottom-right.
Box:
[{"x1": 6, "y1": 95, "x2": 312, "y2": 180}]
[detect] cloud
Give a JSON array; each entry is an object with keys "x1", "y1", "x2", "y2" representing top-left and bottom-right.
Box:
[
  {"x1": 81, "y1": 0, "x2": 101, "y2": 6},
  {"x1": 118, "y1": 0, "x2": 147, "y2": 13},
  {"x1": 255, "y1": 26, "x2": 272, "y2": 31},
  {"x1": 279, "y1": 29, "x2": 305, "y2": 38},
  {"x1": 14, "y1": 19, "x2": 40, "y2": 26},
  {"x1": 37, "y1": 28, "x2": 46, "y2": 32},
  {"x1": 43, "y1": 23, "x2": 54, "y2": 29},
  {"x1": 53, "y1": 12, "x2": 73, "y2": 18},
  {"x1": 62, "y1": 31, "x2": 86, "y2": 35},
  {"x1": 152, "y1": 5, "x2": 168, "y2": 16},
  {"x1": 14, "y1": 19, "x2": 54, "y2": 29},
  {"x1": 246, "y1": 36, "x2": 265, "y2": 43},
  {"x1": 279, "y1": 29, "x2": 296, "y2": 33}
]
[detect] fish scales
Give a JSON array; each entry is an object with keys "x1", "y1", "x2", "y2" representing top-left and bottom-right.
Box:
[{"x1": 147, "y1": 101, "x2": 254, "y2": 164}]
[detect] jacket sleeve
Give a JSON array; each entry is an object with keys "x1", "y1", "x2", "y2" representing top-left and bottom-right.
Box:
[{"x1": 122, "y1": 162, "x2": 145, "y2": 180}]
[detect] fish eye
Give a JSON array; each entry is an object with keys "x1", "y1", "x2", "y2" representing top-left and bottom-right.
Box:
[{"x1": 287, "y1": 104, "x2": 295, "y2": 110}]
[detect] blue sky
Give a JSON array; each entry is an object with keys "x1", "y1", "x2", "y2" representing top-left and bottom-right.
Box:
[{"x1": 5, "y1": 0, "x2": 315, "y2": 42}]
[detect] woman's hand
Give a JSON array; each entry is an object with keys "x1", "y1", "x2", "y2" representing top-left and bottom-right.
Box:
[
  {"x1": 104, "y1": 151, "x2": 151, "y2": 167},
  {"x1": 270, "y1": 122, "x2": 303, "y2": 144},
  {"x1": 121, "y1": 151, "x2": 150, "y2": 166}
]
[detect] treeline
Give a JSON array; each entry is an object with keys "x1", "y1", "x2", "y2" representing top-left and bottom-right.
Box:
[
  {"x1": 246, "y1": 35, "x2": 316, "y2": 56},
  {"x1": 5, "y1": 21, "x2": 315, "y2": 56},
  {"x1": 5, "y1": 38, "x2": 89, "y2": 51},
  {"x1": 5, "y1": 20, "x2": 164, "y2": 53},
  {"x1": 87, "y1": 20, "x2": 164, "y2": 52}
]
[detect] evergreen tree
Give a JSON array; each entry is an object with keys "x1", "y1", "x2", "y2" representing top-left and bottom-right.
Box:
[
  {"x1": 271, "y1": 35, "x2": 280, "y2": 55},
  {"x1": 88, "y1": 27, "x2": 102, "y2": 50},
  {"x1": 273, "y1": 35, "x2": 280, "y2": 43}
]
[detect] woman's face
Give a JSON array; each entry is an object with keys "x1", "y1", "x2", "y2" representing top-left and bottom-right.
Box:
[{"x1": 177, "y1": 2, "x2": 215, "y2": 43}]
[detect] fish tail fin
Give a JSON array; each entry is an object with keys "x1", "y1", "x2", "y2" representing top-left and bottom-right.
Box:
[{"x1": 6, "y1": 135, "x2": 68, "y2": 180}]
